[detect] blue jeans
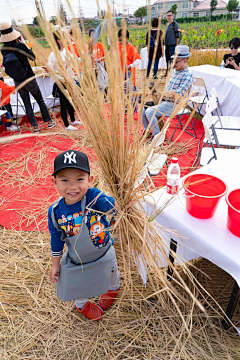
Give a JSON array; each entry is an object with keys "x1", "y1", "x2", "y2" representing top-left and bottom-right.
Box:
[
  {"x1": 147, "y1": 57, "x2": 160, "y2": 77},
  {"x1": 142, "y1": 101, "x2": 175, "y2": 136}
]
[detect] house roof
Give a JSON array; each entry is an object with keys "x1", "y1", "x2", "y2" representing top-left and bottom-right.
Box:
[
  {"x1": 193, "y1": 0, "x2": 227, "y2": 10},
  {"x1": 153, "y1": 0, "x2": 185, "y2": 3}
]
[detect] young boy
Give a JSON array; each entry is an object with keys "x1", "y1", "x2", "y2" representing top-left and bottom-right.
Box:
[
  {"x1": 118, "y1": 29, "x2": 141, "y2": 90},
  {"x1": 118, "y1": 29, "x2": 141, "y2": 112},
  {"x1": 48, "y1": 150, "x2": 120, "y2": 321}
]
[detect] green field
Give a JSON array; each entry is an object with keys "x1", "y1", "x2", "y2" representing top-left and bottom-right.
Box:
[{"x1": 129, "y1": 21, "x2": 240, "y2": 50}]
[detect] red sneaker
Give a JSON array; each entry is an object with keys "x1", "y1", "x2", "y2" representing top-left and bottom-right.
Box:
[
  {"x1": 99, "y1": 288, "x2": 120, "y2": 310},
  {"x1": 75, "y1": 301, "x2": 103, "y2": 321}
]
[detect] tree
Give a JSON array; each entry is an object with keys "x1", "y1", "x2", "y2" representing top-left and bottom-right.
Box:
[
  {"x1": 170, "y1": 3, "x2": 177, "y2": 16},
  {"x1": 50, "y1": 16, "x2": 57, "y2": 25},
  {"x1": 227, "y1": 0, "x2": 239, "y2": 13},
  {"x1": 58, "y1": 1, "x2": 68, "y2": 24},
  {"x1": 33, "y1": 16, "x2": 40, "y2": 25},
  {"x1": 11, "y1": 18, "x2": 17, "y2": 26},
  {"x1": 134, "y1": 6, "x2": 147, "y2": 21},
  {"x1": 210, "y1": 0, "x2": 218, "y2": 19}
]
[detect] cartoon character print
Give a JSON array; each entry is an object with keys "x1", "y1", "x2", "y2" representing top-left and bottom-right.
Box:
[
  {"x1": 58, "y1": 215, "x2": 68, "y2": 233},
  {"x1": 72, "y1": 212, "x2": 83, "y2": 235},
  {"x1": 65, "y1": 215, "x2": 74, "y2": 237},
  {"x1": 88, "y1": 213, "x2": 109, "y2": 248}
]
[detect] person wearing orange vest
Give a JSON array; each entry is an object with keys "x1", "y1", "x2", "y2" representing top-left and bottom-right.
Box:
[
  {"x1": 118, "y1": 29, "x2": 141, "y2": 89},
  {"x1": 0, "y1": 80, "x2": 18, "y2": 131},
  {"x1": 89, "y1": 29, "x2": 105, "y2": 63}
]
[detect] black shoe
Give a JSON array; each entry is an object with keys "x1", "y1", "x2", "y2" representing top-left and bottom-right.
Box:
[
  {"x1": 141, "y1": 130, "x2": 153, "y2": 139},
  {"x1": 153, "y1": 76, "x2": 158, "y2": 80},
  {"x1": 149, "y1": 81, "x2": 154, "y2": 90}
]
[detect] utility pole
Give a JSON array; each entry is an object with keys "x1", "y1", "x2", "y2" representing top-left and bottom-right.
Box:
[
  {"x1": 34, "y1": 0, "x2": 46, "y2": 19},
  {"x1": 112, "y1": 0, "x2": 115, "y2": 16}
]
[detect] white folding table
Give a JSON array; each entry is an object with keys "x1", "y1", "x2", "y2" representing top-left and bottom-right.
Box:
[
  {"x1": 190, "y1": 65, "x2": 240, "y2": 116},
  {"x1": 142, "y1": 149, "x2": 240, "y2": 329},
  {"x1": 5, "y1": 70, "x2": 60, "y2": 118}
]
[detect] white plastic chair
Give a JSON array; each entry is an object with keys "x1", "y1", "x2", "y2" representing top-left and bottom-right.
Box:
[
  {"x1": 134, "y1": 124, "x2": 169, "y2": 189},
  {"x1": 11, "y1": 93, "x2": 36, "y2": 119},
  {"x1": 199, "y1": 112, "x2": 234, "y2": 166},
  {"x1": 189, "y1": 77, "x2": 209, "y2": 108},
  {"x1": 46, "y1": 94, "x2": 58, "y2": 112},
  {"x1": 209, "y1": 87, "x2": 240, "y2": 130}
]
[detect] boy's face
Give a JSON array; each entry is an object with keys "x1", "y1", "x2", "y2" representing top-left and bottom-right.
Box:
[
  {"x1": 118, "y1": 36, "x2": 129, "y2": 44},
  {"x1": 52, "y1": 168, "x2": 93, "y2": 205}
]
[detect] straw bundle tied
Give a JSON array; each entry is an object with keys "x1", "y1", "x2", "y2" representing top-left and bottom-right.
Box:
[
  {"x1": 1, "y1": 3, "x2": 239, "y2": 357},
  {"x1": 22, "y1": 7, "x2": 205, "y2": 305}
]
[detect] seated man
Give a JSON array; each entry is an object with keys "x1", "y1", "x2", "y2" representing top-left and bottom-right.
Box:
[{"x1": 142, "y1": 45, "x2": 193, "y2": 141}]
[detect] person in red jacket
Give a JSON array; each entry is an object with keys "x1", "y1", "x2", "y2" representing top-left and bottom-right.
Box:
[
  {"x1": 118, "y1": 29, "x2": 141, "y2": 113},
  {"x1": 118, "y1": 29, "x2": 141, "y2": 89},
  {"x1": 0, "y1": 80, "x2": 18, "y2": 131}
]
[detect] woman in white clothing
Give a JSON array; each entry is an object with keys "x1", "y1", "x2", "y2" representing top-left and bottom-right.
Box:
[{"x1": 48, "y1": 32, "x2": 82, "y2": 131}]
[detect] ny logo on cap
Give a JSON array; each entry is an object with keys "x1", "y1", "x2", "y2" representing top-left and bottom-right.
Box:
[{"x1": 64, "y1": 151, "x2": 77, "y2": 164}]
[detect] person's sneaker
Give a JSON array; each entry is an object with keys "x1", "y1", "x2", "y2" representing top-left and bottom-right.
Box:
[
  {"x1": 33, "y1": 126, "x2": 40, "y2": 133},
  {"x1": 76, "y1": 302, "x2": 103, "y2": 321},
  {"x1": 149, "y1": 81, "x2": 154, "y2": 90},
  {"x1": 71, "y1": 120, "x2": 83, "y2": 126},
  {"x1": 153, "y1": 76, "x2": 158, "y2": 80},
  {"x1": 6, "y1": 125, "x2": 18, "y2": 132},
  {"x1": 141, "y1": 130, "x2": 153, "y2": 139},
  {"x1": 48, "y1": 120, "x2": 56, "y2": 129},
  {"x1": 99, "y1": 288, "x2": 120, "y2": 310},
  {"x1": 65, "y1": 125, "x2": 78, "y2": 131}
]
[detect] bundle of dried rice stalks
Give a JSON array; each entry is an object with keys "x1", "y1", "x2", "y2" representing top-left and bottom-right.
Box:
[{"x1": 11, "y1": 4, "x2": 230, "y2": 318}]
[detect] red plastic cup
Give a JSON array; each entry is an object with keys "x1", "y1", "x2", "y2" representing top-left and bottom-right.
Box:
[
  {"x1": 226, "y1": 189, "x2": 240, "y2": 237},
  {"x1": 183, "y1": 174, "x2": 227, "y2": 219}
]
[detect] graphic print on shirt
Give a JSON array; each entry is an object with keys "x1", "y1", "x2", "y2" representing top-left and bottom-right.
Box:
[{"x1": 57, "y1": 210, "x2": 109, "y2": 248}]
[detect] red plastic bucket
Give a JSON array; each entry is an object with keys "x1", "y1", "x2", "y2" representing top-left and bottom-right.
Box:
[
  {"x1": 183, "y1": 174, "x2": 227, "y2": 219},
  {"x1": 226, "y1": 189, "x2": 240, "y2": 237}
]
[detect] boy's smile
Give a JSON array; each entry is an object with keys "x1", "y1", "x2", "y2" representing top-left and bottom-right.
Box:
[{"x1": 52, "y1": 168, "x2": 93, "y2": 205}]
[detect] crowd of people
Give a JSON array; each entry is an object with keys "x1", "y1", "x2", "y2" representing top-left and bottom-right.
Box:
[{"x1": 0, "y1": 17, "x2": 239, "y2": 138}]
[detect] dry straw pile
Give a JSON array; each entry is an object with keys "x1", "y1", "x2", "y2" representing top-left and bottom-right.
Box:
[{"x1": 0, "y1": 3, "x2": 239, "y2": 358}]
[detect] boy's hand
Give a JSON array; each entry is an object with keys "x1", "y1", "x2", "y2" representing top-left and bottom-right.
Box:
[
  {"x1": 126, "y1": 199, "x2": 136, "y2": 210},
  {"x1": 114, "y1": 199, "x2": 136, "y2": 211},
  {"x1": 49, "y1": 265, "x2": 60, "y2": 284}
]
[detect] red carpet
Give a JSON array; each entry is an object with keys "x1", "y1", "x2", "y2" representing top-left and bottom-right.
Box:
[{"x1": 0, "y1": 114, "x2": 203, "y2": 232}]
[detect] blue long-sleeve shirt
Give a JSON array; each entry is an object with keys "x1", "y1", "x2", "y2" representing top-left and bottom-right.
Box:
[{"x1": 48, "y1": 188, "x2": 115, "y2": 257}]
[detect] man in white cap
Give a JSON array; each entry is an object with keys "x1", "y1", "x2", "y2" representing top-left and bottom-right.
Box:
[
  {"x1": 0, "y1": 23, "x2": 56, "y2": 133},
  {"x1": 141, "y1": 45, "x2": 193, "y2": 142}
]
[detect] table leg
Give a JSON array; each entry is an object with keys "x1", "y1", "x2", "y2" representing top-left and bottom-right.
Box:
[
  {"x1": 167, "y1": 238, "x2": 177, "y2": 280},
  {"x1": 222, "y1": 281, "x2": 240, "y2": 330}
]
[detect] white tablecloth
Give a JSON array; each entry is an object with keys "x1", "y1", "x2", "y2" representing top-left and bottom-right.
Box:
[
  {"x1": 190, "y1": 65, "x2": 240, "y2": 117},
  {"x1": 142, "y1": 149, "x2": 240, "y2": 285},
  {"x1": 5, "y1": 73, "x2": 59, "y2": 118},
  {"x1": 139, "y1": 47, "x2": 167, "y2": 70}
]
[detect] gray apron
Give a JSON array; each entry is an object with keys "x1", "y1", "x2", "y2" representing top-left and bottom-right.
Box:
[{"x1": 52, "y1": 196, "x2": 114, "y2": 302}]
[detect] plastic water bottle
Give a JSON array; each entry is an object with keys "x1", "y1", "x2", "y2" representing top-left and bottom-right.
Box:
[
  {"x1": 166, "y1": 157, "x2": 181, "y2": 195},
  {"x1": 220, "y1": 60, "x2": 225, "y2": 71}
]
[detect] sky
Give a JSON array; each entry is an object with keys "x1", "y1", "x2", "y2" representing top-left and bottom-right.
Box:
[{"x1": 1, "y1": 0, "x2": 153, "y2": 25}]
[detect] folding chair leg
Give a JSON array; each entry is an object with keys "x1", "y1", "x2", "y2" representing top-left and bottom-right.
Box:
[
  {"x1": 170, "y1": 114, "x2": 183, "y2": 141},
  {"x1": 167, "y1": 239, "x2": 177, "y2": 280},
  {"x1": 180, "y1": 117, "x2": 197, "y2": 138},
  {"x1": 222, "y1": 281, "x2": 240, "y2": 330}
]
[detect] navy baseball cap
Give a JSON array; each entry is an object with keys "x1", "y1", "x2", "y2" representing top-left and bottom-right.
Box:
[{"x1": 52, "y1": 150, "x2": 90, "y2": 176}]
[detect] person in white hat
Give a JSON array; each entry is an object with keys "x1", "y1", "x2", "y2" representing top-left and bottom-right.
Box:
[
  {"x1": 0, "y1": 23, "x2": 56, "y2": 133},
  {"x1": 141, "y1": 45, "x2": 194, "y2": 142}
]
